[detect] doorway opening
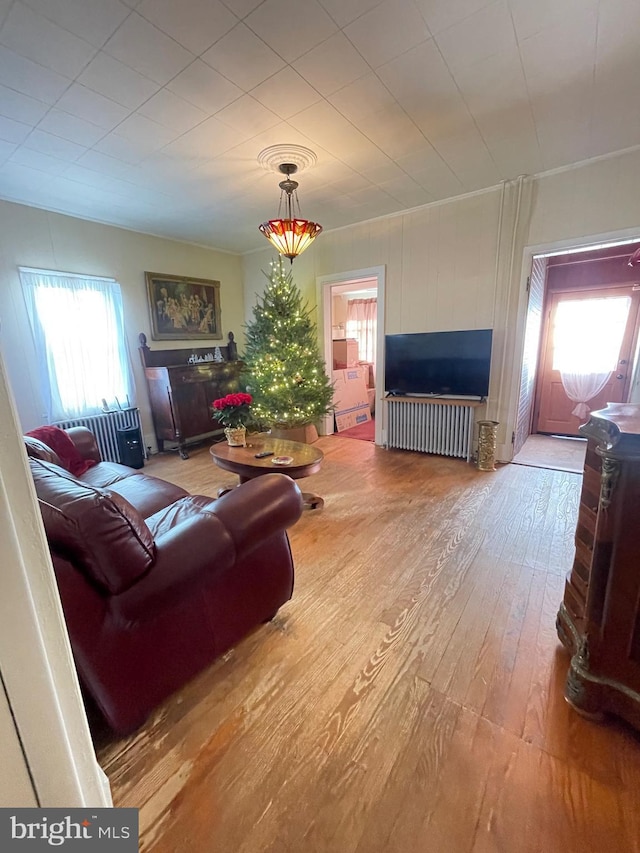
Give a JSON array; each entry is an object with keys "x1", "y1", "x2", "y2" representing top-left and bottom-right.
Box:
[
  {"x1": 318, "y1": 267, "x2": 386, "y2": 445},
  {"x1": 513, "y1": 239, "x2": 640, "y2": 471}
]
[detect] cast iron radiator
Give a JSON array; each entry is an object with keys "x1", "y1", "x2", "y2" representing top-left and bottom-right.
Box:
[
  {"x1": 54, "y1": 408, "x2": 141, "y2": 464},
  {"x1": 386, "y1": 398, "x2": 475, "y2": 462}
]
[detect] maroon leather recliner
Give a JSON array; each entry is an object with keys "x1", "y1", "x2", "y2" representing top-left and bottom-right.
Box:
[{"x1": 25, "y1": 428, "x2": 303, "y2": 733}]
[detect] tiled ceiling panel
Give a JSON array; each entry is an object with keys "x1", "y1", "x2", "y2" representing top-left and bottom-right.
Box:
[
  {"x1": 166, "y1": 59, "x2": 242, "y2": 114},
  {"x1": 201, "y1": 23, "x2": 285, "y2": 91},
  {"x1": 292, "y1": 32, "x2": 370, "y2": 97},
  {"x1": 0, "y1": 45, "x2": 71, "y2": 102},
  {"x1": 0, "y1": 0, "x2": 637, "y2": 253},
  {"x1": 102, "y1": 13, "x2": 195, "y2": 84},
  {"x1": 55, "y1": 83, "x2": 130, "y2": 130},
  {"x1": 136, "y1": 0, "x2": 238, "y2": 55},
  {"x1": 77, "y1": 52, "x2": 161, "y2": 110},
  {"x1": 20, "y1": 0, "x2": 131, "y2": 47},
  {"x1": 250, "y1": 67, "x2": 322, "y2": 120},
  {"x1": 344, "y1": 0, "x2": 431, "y2": 67},
  {"x1": 244, "y1": 0, "x2": 338, "y2": 63},
  {"x1": 0, "y1": 2, "x2": 97, "y2": 78}
]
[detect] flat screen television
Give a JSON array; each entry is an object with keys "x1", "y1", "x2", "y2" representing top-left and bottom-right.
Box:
[{"x1": 385, "y1": 329, "x2": 493, "y2": 398}]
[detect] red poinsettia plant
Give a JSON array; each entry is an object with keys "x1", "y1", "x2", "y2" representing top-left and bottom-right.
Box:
[{"x1": 211, "y1": 392, "x2": 253, "y2": 429}]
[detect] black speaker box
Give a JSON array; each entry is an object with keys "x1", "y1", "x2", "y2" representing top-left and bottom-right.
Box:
[{"x1": 117, "y1": 426, "x2": 145, "y2": 469}]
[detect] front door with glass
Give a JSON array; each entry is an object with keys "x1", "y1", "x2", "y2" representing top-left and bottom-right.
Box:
[{"x1": 534, "y1": 286, "x2": 640, "y2": 436}]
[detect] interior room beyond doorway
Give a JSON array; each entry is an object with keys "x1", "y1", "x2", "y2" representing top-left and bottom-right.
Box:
[{"x1": 329, "y1": 279, "x2": 378, "y2": 441}]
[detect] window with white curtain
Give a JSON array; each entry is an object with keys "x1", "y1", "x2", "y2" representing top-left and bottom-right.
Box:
[
  {"x1": 552, "y1": 296, "x2": 630, "y2": 374},
  {"x1": 345, "y1": 298, "x2": 377, "y2": 365},
  {"x1": 20, "y1": 267, "x2": 135, "y2": 423}
]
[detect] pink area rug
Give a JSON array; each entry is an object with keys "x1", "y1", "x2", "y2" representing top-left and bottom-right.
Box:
[{"x1": 334, "y1": 418, "x2": 375, "y2": 442}]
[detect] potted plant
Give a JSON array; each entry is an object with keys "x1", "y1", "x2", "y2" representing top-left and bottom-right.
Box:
[{"x1": 211, "y1": 392, "x2": 253, "y2": 446}]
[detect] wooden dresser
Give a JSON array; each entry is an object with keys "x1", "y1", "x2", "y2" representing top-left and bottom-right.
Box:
[
  {"x1": 556, "y1": 403, "x2": 640, "y2": 729},
  {"x1": 139, "y1": 334, "x2": 243, "y2": 459}
]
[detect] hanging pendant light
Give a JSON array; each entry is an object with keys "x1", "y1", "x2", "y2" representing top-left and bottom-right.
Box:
[{"x1": 259, "y1": 162, "x2": 322, "y2": 263}]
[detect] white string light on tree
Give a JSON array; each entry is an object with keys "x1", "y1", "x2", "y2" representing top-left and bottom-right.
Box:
[{"x1": 242, "y1": 257, "x2": 334, "y2": 430}]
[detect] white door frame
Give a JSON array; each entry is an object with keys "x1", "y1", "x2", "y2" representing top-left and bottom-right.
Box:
[
  {"x1": 0, "y1": 674, "x2": 38, "y2": 806},
  {"x1": 0, "y1": 352, "x2": 111, "y2": 807},
  {"x1": 317, "y1": 266, "x2": 386, "y2": 445}
]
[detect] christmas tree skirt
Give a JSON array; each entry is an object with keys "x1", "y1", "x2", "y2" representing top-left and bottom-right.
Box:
[{"x1": 269, "y1": 424, "x2": 319, "y2": 444}]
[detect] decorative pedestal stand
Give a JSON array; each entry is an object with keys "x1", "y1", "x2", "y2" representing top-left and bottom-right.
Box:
[{"x1": 477, "y1": 420, "x2": 499, "y2": 471}]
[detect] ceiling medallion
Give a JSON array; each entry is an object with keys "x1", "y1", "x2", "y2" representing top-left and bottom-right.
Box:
[{"x1": 257, "y1": 144, "x2": 318, "y2": 175}]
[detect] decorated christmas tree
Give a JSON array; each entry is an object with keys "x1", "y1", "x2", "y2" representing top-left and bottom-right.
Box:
[{"x1": 242, "y1": 258, "x2": 334, "y2": 429}]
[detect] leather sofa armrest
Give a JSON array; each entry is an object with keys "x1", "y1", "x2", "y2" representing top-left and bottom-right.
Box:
[
  {"x1": 113, "y1": 475, "x2": 302, "y2": 624},
  {"x1": 113, "y1": 513, "x2": 237, "y2": 622},
  {"x1": 66, "y1": 426, "x2": 102, "y2": 463},
  {"x1": 211, "y1": 473, "x2": 303, "y2": 563}
]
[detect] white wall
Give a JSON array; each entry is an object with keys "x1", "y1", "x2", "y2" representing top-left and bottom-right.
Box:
[
  {"x1": 528, "y1": 148, "x2": 640, "y2": 248},
  {"x1": 244, "y1": 150, "x2": 640, "y2": 459},
  {"x1": 0, "y1": 200, "x2": 244, "y2": 447},
  {"x1": 244, "y1": 188, "x2": 504, "y2": 444},
  {"x1": 332, "y1": 294, "x2": 348, "y2": 327},
  {"x1": 4, "y1": 147, "x2": 640, "y2": 456},
  {"x1": 245, "y1": 189, "x2": 500, "y2": 334}
]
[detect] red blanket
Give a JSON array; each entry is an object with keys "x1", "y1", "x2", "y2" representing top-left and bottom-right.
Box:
[{"x1": 26, "y1": 425, "x2": 97, "y2": 477}]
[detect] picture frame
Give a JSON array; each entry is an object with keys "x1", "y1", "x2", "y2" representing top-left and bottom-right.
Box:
[{"x1": 145, "y1": 272, "x2": 222, "y2": 341}]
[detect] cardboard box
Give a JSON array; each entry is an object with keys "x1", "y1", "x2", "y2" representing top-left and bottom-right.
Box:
[
  {"x1": 335, "y1": 408, "x2": 371, "y2": 431},
  {"x1": 332, "y1": 338, "x2": 359, "y2": 369},
  {"x1": 367, "y1": 387, "x2": 376, "y2": 414},
  {"x1": 358, "y1": 360, "x2": 374, "y2": 387},
  {"x1": 332, "y1": 367, "x2": 371, "y2": 432}
]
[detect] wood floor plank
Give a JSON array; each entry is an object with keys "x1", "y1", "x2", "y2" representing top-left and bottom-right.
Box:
[
  {"x1": 430, "y1": 553, "x2": 511, "y2": 702},
  {"x1": 352, "y1": 687, "x2": 461, "y2": 853},
  {"x1": 471, "y1": 730, "x2": 540, "y2": 853},
  {"x1": 145, "y1": 623, "x2": 392, "y2": 853},
  {"x1": 463, "y1": 558, "x2": 526, "y2": 715},
  {"x1": 494, "y1": 568, "x2": 548, "y2": 739},
  {"x1": 479, "y1": 564, "x2": 536, "y2": 729},
  {"x1": 522, "y1": 571, "x2": 570, "y2": 753},
  {"x1": 93, "y1": 437, "x2": 640, "y2": 853},
  {"x1": 248, "y1": 664, "x2": 432, "y2": 853},
  {"x1": 410, "y1": 704, "x2": 496, "y2": 852}
]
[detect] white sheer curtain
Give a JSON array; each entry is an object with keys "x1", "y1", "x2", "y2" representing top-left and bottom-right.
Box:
[
  {"x1": 20, "y1": 267, "x2": 135, "y2": 422},
  {"x1": 553, "y1": 296, "x2": 630, "y2": 419},
  {"x1": 345, "y1": 298, "x2": 377, "y2": 366}
]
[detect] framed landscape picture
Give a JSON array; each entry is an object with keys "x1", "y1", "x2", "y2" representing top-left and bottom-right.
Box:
[{"x1": 145, "y1": 272, "x2": 222, "y2": 341}]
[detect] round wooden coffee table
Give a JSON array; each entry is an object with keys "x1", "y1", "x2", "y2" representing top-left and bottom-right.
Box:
[{"x1": 210, "y1": 435, "x2": 324, "y2": 509}]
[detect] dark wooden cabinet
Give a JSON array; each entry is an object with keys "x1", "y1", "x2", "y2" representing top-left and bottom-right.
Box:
[
  {"x1": 139, "y1": 335, "x2": 243, "y2": 458},
  {"x1": 557, "y1": 403, "x2": 640, "y2": 730}
]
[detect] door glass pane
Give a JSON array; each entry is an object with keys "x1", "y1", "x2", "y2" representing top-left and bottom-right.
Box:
[{"x1": 552, "y1": 296, "x2": 630, "y2": 373}]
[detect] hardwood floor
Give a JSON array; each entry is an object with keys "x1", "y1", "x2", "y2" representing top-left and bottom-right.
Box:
[{"x1": 95, "y1": 436, "x2": 640, "y2": 853}]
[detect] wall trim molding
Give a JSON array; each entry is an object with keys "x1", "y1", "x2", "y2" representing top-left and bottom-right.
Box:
[{"x1": 0, "y1": 352, "x2": 111, "y2": 807}]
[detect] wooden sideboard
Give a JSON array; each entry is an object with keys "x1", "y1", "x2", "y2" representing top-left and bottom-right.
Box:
[
  {"x1": 139, "y1": 334, "x2": 243, "y2": 459},
  {"x1": 556, "y1": 403, "x2": 640, "y2": 729}
]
